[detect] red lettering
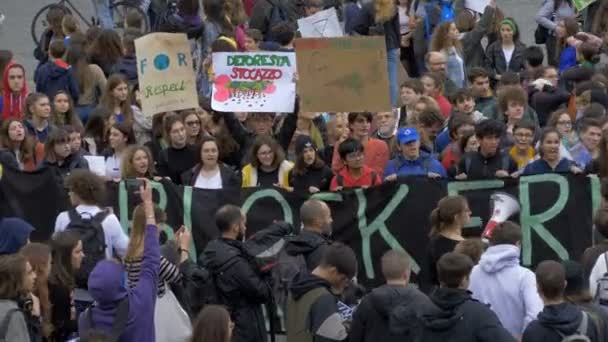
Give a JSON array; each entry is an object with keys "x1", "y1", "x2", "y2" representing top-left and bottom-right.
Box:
[{"x1": 230, "y1": 67, "x2": 283, "y2": 80}]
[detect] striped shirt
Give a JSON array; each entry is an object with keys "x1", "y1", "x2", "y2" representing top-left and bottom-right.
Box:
[{"x1": 124, "y1": 255, "x2": 182, "y2": 297}]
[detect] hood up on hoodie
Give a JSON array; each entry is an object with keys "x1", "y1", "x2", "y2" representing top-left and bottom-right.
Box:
[
  {"x1": 284, "y1": 230, "x2": 329, "y2": 257},
  {"x1": 88, "y1": 260, "x2": 128, "y2": 309},
  {"x1": 0, "y1": 217, "x2": 35, "y2": 255},
  {"x1": 422, "y1": 288, "x2": 470, "y2": 332},
  {"x1": 479, "y1": 244, "x2": 521, "y2": 274},
  {"x1": 1, "y1": 63, "x2": 28, "y2": 121},
  {"x1": 289, "y1": 272, "x2": 332, "y2": 301},
  {"x1": 537, "y1": 302, "x2": 583, "y2": 336}
]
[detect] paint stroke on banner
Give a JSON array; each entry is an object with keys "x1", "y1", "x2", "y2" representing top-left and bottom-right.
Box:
[
  {"x1": 573, "y1": 0, "x2": 596, "y2": 11},
  {"x1": 211, "y1": 52, "x2": 297, "y2": 113},
  {"x1": 135, "y1": 33, "x2": 198, "y2": 116},
  {"x1": 298, "y1": 7, "x2": 343, "y2": 38}
]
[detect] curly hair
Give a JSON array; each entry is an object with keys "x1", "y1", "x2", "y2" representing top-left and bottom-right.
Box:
[
  {"x1": 121, "y1": 145, "x2": 155, "y2": 179},
  {"x1": 64, "y1": 169, "x2": 107, "y2": 205},
  {"x1": 430, "y1": 21, "x2": 462, "y2": 53}
]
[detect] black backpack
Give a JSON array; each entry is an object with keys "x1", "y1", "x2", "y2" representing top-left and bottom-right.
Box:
[
  {"x1": 82, "y1": 297, "x2": 129, "y2": 342},
  {"x1": 66, "y1": 209, "x2": 109, "y2": 289}
]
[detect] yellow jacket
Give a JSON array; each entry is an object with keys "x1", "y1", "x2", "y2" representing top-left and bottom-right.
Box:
[{"x1": 241, "y1": 160, "x2": 293, "y2": 188}]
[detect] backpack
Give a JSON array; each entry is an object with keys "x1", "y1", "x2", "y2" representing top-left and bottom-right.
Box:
[
  {"x1": 273, "y1": 244, "x2": 308, "y2": 318},
  {"x1": 424, "y1": 0, "x2": 455, "y2": 40},
  {"x1": 0, "y1": 308, "x2": 21, "y2": 342},
  {"x1": 556, "y1": 311, "x2": 591, "y2": 342},
  {"x1": 66, "y1": 209, "x2": 109, "y2": 289},
  {"x1": 336, "y1": 171, "x2": 378, "y2": 188},
  {"x1": 594, "y1": 253, "x2": 608, "y2": 306},
  {"x1": 267, "y1": 0, "x2": 289, "y2": 37},
  {"x1": 82, "y1": 297, "x2": 129, "y2": 342}
]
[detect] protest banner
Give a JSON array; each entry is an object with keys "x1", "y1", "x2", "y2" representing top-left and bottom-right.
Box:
[
  {"x1": 465, "y1": 0, "x2": 490, "y2": 13},
  {"x1": 135, "y1": 33, "x2": 198, "y2": 115},
  {"x1": 294, "y1": 37, "x2": 392, "y2": 112},
  {"x1": 297, "y1": 7, "x2": 343, "y2": 38},
  {"x1": 211, "y1": 52, "x2": 297, "y2": 113},
  {"x1": 1, "y1": 165, "x2": 598, "y2": 288},
  {"x1": 573, "y1": 0, "x2": 596, "y2": 11}
]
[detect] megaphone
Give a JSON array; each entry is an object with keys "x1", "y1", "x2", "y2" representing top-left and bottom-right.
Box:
[{"x1": 482, "y1": 192, "x2": 520, "y2": 241}]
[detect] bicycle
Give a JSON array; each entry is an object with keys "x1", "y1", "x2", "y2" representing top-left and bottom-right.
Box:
[{"x1": 31, "y1": 0, "x2": 150, "y2": 46}]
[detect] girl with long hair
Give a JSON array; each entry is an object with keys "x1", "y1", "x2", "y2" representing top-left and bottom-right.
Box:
[
  {"x1": 42, "y1": 128, "x2": 89, "y2": 181},
  {"x1": 555, "y1": 16, "x2": 580, "y2": 72},
  {"x1": 181, "y1": 136, "x2": 240, "y2": 189},
  {"x1": 104, "y1": 121, "x2": 136, "y2": 181},
  {"x1": 20, "y1": 243, "x2": 52, "y2": 339},
  {"x1": 205, "y1": 111, "x2": 241, "y2": 169},
  {"x1": 191, "y1": 305, "x2": 233, "y2": 342},
  {"x1": 484, "y1": 17, "x2": 527, "y2": 83},
  {"x1": 157, "y1": 113, "x2": 200, "y2": 184},
  {"x1": 181, "y1": 110, "x2": 204, "y2": 146},
  {"x1": 48, "y1": 231, "x2": 83, "y2": 342},
  {"x1": 431, "y1": 21, "x2": 465, "y2": 88},
  {"x1": 241, "y1": 135, "x2": 293, "y2": 188},
  {"x1": 535, "y1": 0, "x2": 575, "y2": 67},
  {"x1": 547, "y1": 109, "x2": 578, "y2": 150},
  {"x1": 23, "y1": 93, "x2": 53, "y2": 144},
  {"x1": 87, "y1": 29, "x2": 123, "y2": 76},
  {"x1": 65, "y1": 44, "x2": 107, "y2": 123},
  {"x1": 82, "y1": 108, "x2": 110, "y2": 156},
  {"x1": 0, "y1": 253, "x2": 37, "y2": 341},
  {"x1": 99, "y1": 74, "x2": 134, "y2": 126},
  {"x1": 288, "y1": 135, "x2": 333, "y2": 193},
  {"x1": 51, "y1": 91, "x2": 82, "y2": 129},
  {"x1": 585, "y1": 130, "x2": 608, "y2": 177},
  {"x1": 0, "y1": 119, "x2": 45, "y2": 171},
  {"x1": 523, "y1": 127, "x2": 581, "y2": 175},
  {"x1": 423, "y1": 195, "x2": 470, "y2": 292},
  {"x1": 121, "y1": 145, "x2": 156, "y2": 179}
]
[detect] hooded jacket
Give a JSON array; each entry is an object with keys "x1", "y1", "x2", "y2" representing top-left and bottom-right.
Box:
[
  {"x1": 522, "y1": 303, "x2": 600, "y2": 341},
  {"x1": 284, "y1": 230, "x2": 331, "y2": 272},
  {"x1": 0, "y1": 217, "x2": 35, "y2": 255},
  {"x1": 469, "y1": 244, "x2": 543, "y2": 336},
  {"x1": 418, "y1": 288, "x2": 516, "y2": 342},
  {"x1": 78, "y1": 225, "x2": 159, "y2": 342},
  {"x1": 34, "y1": 59, "x2": 80, "y2": 103},
  {"x1": 288, "y1": 164, "x2": 333, "y2": 194},
  {"x1": 1, "y1": 63, "x2": 28, "y2": 121},
  {"x1": 287, "y1": 272, "x2": 347, "y2": 342},
  {"x1": 201, "y1": 238, "x2": 272, "y2": 342},
  {"x1": 42, "y1": 153, "x2": 90, "y2": 182},
  {"x1": 111, "y1": 56, "x2": 138, "y2": 86},
  {"x1": 350, "y1": 284, "x2": 435, "y2": 342}
]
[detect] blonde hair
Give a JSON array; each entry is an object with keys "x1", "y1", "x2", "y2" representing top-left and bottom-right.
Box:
[
  {"x1": 61, "y1": 14, "x2": 79, "y2": 35},
  {"x1": 374, "y1": 0, "x2": 397, "y2": 23},
  {"x1": 125, "y1": 205, "x2": 166, "y2": 260},
  {"x1": 430, "y1": 21, "x2": 462, "y2": 53},
  {"x1": 121, "y1": 145, "x2": 155, "y2": 179}
]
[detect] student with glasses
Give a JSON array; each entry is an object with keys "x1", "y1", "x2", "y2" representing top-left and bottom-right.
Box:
[
  {"x1": 330, "y1": 138, "x2": 382, "y2": 191},
  {"x1": 181, "y1": 110, "x2": 204, "y2": 146}
]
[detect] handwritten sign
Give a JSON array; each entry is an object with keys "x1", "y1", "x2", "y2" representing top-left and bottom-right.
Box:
[
  {"x1": 573, "y1": 0, "x2": 596, "y2": 11},
  {"x1": 294, "y1": 37, "x2": 391, "y2": 112},
  {"x1": 298, "y1": 7, "x2": 343, "y2": 38},
  {"x1": 465, "y1": 0, "x2": 489, "y2": 13},
  {"x1": 211, "y1": 52, "x2": 297, "y2": 113},
  {"x1": 135, "y1": 33, "x2": 198, "y2": 115}
]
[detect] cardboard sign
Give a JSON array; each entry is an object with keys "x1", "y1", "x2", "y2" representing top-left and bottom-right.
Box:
[
  {"x1": 211, "y1": 52, "x2": 297, "y2": 113},
  {"x1": 295, "y1": 37, "x2": 391, "y2": 112},
  {"x1": 573, "y1": 0, "x2": 596, "y2": 11},
  {"x1": 465, "y1": 0, "x2": 489, "y2": 13},
  {"x1": 298, "y1": 7, "x2": 343, "y2": 38},
  {"x1": 135, "y1": 33, "x2": 198, "y2": 115}
]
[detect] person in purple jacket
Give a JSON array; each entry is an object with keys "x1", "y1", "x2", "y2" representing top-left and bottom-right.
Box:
[{"x1": 78, "y1": 179, "x2": 160, "y2": 342}]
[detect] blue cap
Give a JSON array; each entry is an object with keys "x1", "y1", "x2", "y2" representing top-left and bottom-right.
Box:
[{"x1": 397, "y1": 127, "x2": 420, "y2": 145}]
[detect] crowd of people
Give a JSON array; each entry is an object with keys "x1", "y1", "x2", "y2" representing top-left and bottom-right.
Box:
[{"x1": 2, "y1": 0, "x2": 608, "y2": 340}]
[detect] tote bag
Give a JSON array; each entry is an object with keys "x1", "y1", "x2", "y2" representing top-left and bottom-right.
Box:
[{"x1": 155, "y1": 285, "x2": 192, "y2": 342}]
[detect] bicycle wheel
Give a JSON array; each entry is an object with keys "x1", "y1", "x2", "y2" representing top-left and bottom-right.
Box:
[
  {"x1": 111, "y1": 1, "x2": 150, "y2": 34},
  {"x1": 31, "y1": 4, "x2": 72, "y2": 46}
]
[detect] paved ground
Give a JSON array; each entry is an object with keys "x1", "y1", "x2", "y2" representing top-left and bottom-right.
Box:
[{"x1": 1, "y1": 0, "x2": 542, "y2": 85}]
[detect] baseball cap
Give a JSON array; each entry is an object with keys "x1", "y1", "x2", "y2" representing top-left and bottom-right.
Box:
[{"x1": 397, "y1": 127, "x2": 420, "y2": 145}]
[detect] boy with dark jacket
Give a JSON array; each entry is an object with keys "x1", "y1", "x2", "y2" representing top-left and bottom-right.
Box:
[
  {"x1": 35, "y1": 40, "x2": 79, "y2": 103},
  {"x1": 350, "y1": 250, "x2": 435, "y2": 342},
  {"x1": 522, "y1": 260, "x2": 600, "y2": 342},
  {"x1": 417, "y1": 252, "x2": 516, "y2": 342}
]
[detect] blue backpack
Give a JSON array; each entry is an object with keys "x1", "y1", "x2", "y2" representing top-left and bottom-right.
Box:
[{"x1": 424, "y1": 0, "x2": 455, "y2": 40}]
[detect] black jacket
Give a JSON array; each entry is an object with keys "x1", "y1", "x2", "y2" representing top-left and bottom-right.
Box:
[
  {"x1": 352, "y1": 2, "x2": 400, "y2": 50},
  {"x1": 484, "y1": 41, "x2": 527, "y2": 81},
  {"x1": 350, "y1": 284, "x2": 435, "y2": 342},
  {"x1": 111, "y1": 55, "x2": 138, "y2": 86},
  {"x1": 180, "y1": 163, "x2": 241, "y2": 190},
  {"x1": 201, "y1": 238, "x2": 272, "y2": 342},
  {"x1": 248, "y1": 0, "x2": 303, "y2": 38},
  {"x1": 418, "y1": 288, "x2": 515, "y2": 342},
  {"x1": 42, "y1": 154, "x2": 89, "y2": 180},
  {"x1": 156, "y1": 144, "x2": 199, "y2": 185},
  {"x1": 529, "y1": 84, "x2": 570, "y2": 127},
  {"x1": 284, "y1": 230, "x2": 331, "y2": 272},
  {"x1": 522, "y1": 303, "x2": 600, "y2": 342},
  {"x1": 457, "y1": 150, "x2": 517, "y2": 180},
  {"x1": 288, "y1": 164, "x2": 333, "y2": 193}
]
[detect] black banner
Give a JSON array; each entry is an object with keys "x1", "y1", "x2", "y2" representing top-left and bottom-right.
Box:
[{"x1": 0, "y1": 166, "x2": 600, "y2": 286}]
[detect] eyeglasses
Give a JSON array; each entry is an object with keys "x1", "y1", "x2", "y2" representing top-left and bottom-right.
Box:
[
  {"x1": 514, "y1": 133, "x2": 534, "y2": 138},
  {"x1": 257, "y1": 150, "x2": 274, "y2": 157}
]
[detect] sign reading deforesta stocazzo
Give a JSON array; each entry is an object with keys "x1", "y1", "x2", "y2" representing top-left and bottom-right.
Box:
[{"x1": 135, "y1": 33, "x2": 198, "y2": 116}]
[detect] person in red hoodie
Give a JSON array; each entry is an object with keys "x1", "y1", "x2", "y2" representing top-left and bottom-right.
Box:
[
  {"x1": 330, "y1": 138, "x2": 382, "y2": 191},
  {"x1": 1, "y1": 62, "x2": 28, "y2": 121},
  {"x1": 421, "y1": 72, "x2": 452, "y2": 119}
]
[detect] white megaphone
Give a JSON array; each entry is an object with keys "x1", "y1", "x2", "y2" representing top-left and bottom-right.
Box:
[{"x1": 481, "y1": 192, "x2": 520, "y2": 241}]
